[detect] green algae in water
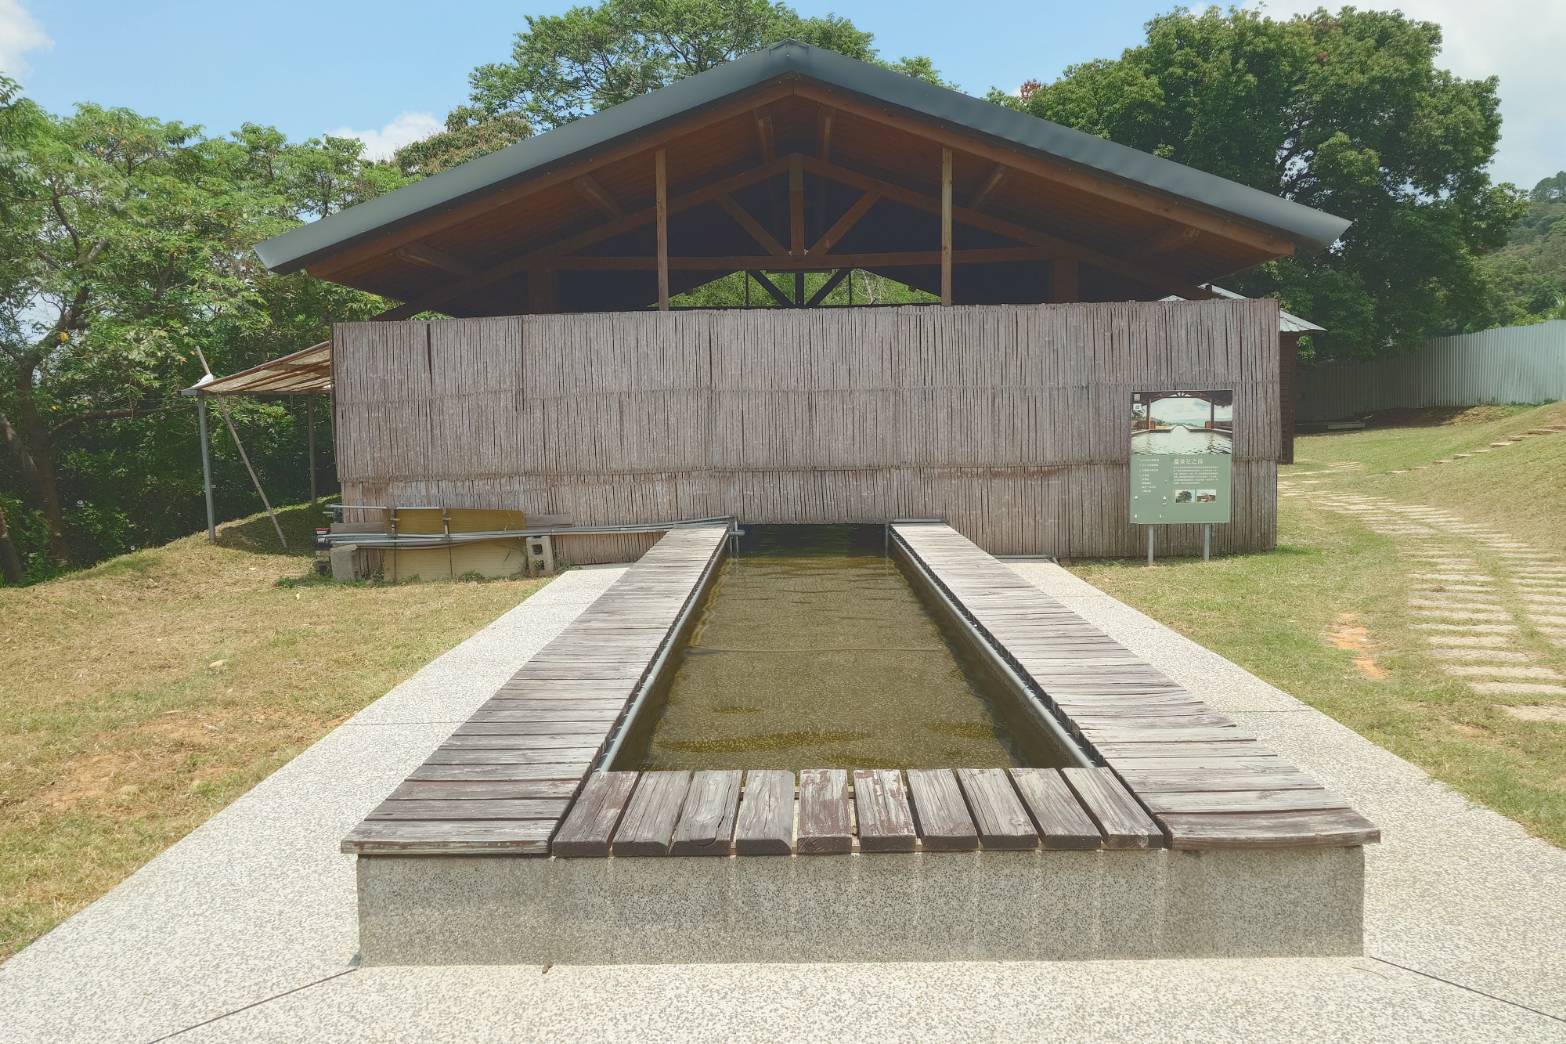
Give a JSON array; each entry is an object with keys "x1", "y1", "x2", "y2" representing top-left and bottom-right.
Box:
[{"x1": 613, "y1": 524, "x2": 1073, "y2": 770}]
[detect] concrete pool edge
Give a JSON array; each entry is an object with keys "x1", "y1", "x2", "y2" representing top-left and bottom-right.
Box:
[{"x1": 354, "y1": 845, "x2": 1365, "y2": 965}]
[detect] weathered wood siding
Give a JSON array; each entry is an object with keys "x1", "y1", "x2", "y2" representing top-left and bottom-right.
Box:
[{"x1": 333, "y1": 299, "x2": 1280, "y2": 560}]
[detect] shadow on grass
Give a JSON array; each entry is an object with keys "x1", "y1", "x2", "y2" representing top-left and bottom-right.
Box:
[{"x1": 215, "y1": 500, "x2": 335, "y2": 558}]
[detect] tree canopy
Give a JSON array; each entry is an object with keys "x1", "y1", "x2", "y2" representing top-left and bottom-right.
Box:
[{"x1": 1002, "y1": 6, "x2": 1522, "y2": 360}]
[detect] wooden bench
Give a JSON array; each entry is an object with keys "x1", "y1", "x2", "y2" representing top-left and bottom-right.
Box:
[
  {"x1": 892, "y1": 523, "x2": 1380, "y2": 850},
  {"x1": 341, "y1": 524, "x2": 730, "y2": 855}
]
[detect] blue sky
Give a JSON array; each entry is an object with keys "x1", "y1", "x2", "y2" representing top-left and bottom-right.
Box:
[{"x1": 3, "y1": 0, "x2": 1560, "y2": 186}]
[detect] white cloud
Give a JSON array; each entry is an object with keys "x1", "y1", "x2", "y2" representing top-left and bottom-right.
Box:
[
  {"x1": 0, "y1": 0, "x2": 51, "y2": 79},
  {"x1": 1249, "y1": 0, "x2": 1566, "y2": 188},
  {"x1": 327, "y1": 111, "x2": 442, "y2": 162}
]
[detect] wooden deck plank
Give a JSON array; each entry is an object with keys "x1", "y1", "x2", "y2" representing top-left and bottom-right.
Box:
[
  {"x1": 341, "y1": 820, "x2": 553, "y2": 855},
  {"x1": 612, "y1": 770, "x2": 692, "y2": 856},
  {"x1": 408, "y1": 762, "x2": 591, "y2": 782},
  {"x1": 366, "y1": 798, "x2": 569, "y2": 820},
  {"x1": 905, "y1": 768, "x2": 978, "y2": 851},
  {"x1": 552, "y1": 771, "x2": 640, "y2": 857},
  {"x1": 1142, "y1": 788, "x2": 1351, "y2": 814},
  {"x1": 1008, "y1": 768, "x2": 1102, "y2": 850},
  {"x1": 388, "y1": 780, "x2": 579, "y2": 801},
  {"x1": 852, "y1": 769, "x2": 917, "y2": 853},
  {"x1": 797, "y1": 768, "x2": 853, "y2": 854},
  {"x1": 1161, "y1": 809, "x2": 1382, "y2": 848},
  {"x1": 955, "y1": 768, "x2": 1038, "y2": 850},
  {"x1": 422, "y1": 748, "x2": 601, "y2": 765},
  {"x1": 1059, "y1": 767, "x2": 1163, "y2": 849},
  {"x1": 734, "y1": 769, "x2": 795, "y2": 855},
  {"x1": 671, "y1": 769, "x2": 742, "y2": 856}
]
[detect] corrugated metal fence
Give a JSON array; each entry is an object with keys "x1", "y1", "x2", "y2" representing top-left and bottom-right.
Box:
[{"x1": 1299, "y1": 320, "x2": 1566, "y2": 421}]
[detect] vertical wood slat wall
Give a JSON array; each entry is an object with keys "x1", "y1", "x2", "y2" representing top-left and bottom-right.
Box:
[{"x1": 333, "y1": 299, "x2": 1281, "y2": 562}]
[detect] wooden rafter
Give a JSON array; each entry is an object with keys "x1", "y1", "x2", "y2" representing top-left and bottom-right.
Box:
[
  {"x1": 373, "y1": 155, "x2": 793, "y2": 319},
  {"x1": 1142, "y1": 226, "x2": 1201, "y2": 256},
  {"x1": 797, "y1": 154, "x2": 1214, "y2": 300},
  {"x1": 395, "y1": 243, "x2": 478, "y2": 278},
  {"x1": 717, "y1": 194, "x2": 787, "y2": 256},
  {"x1": 791, "y1": 82, "x2": 1297, "y2": 259},
  {"x1": 968, "y1": 165, "x2": 1007, "y2": 210},
  {"x1": 808, "y1": 190, "x2": 879, "y2": 255},
  {"x1": 574, "y1": 174, "x2": 623, "y2": 219},
  {"x1": 754, "y1": 110, "x2": 775, "y2": 163},
  {"x1": 817, "y1": 108, "x2": 834, "y2": 163}
]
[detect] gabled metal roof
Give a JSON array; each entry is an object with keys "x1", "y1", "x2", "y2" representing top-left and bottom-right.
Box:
[{"x1": 255, "y1": 41, "x2": 1350, "y2": 275}]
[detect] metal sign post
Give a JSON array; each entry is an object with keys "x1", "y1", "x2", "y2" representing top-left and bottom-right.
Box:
[
  {"x1": 1202, "y1": 523, "x2": 1211, "y2": 562},
  {"x1": 1146, "y1": 526, "x2": 1154, "y2": 566}
]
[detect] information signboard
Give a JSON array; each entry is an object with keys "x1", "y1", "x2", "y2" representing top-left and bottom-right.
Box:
[{"x1": 1129, "y1": 389, "x2": 1234, "y2": 525}]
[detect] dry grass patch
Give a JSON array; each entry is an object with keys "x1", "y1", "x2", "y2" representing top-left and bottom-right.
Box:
[{"x1": 0, "y1": 503, "x2": 546, "y2": 961}]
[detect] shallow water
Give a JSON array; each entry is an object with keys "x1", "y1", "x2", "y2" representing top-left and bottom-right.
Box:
[
  {"x1": 1131, "y1": 425, "x2": 1234, "y2": 455},
  {"x1": 613, "y1": 525, "x2": 1073, "y2": 770}
]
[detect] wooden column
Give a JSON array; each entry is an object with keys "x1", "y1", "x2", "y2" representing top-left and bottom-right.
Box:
[
  {"x1": 1050, "y1": 258, "x2": 1079, "y2": 303},
  {"x1": 788, "y1": 156, "x2": 805, "y2": 256},
  {"x1": 655, "y1": 149, "x2": 669, "y2": 311},
  {"x1": 940, "y1": 148, "x2": 953, "y2": 306}
]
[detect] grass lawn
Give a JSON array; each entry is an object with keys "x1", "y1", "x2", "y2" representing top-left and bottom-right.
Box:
[
  {"x1": 0, "y1": 503, "x2": 546, "y2": 961},
  {"x1": 1069, "y1": 401, "x2": 1566, "y2": 847}
]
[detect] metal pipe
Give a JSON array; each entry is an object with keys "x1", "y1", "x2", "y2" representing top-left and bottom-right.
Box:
[
  {"x1": 890, "y1": 530, "x2": 1095, "y2": 769},
  {"x1": 197, "y1": 398, "x2": 216, "y2": 543},
  {"x1": 595, "y1": 521, "x2": 735, "y2": 771}
]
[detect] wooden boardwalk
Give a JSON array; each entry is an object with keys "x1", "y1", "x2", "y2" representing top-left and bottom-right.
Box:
[
  {"x1": 893, "y1": 523, "x2": 1380, "y2": 849},
  {"x1": 552, "y1": 766, "x2": 1161, "y2": 856},
  {"x1": 341, "y1": 524, "x2": 729, "y2": 855}
]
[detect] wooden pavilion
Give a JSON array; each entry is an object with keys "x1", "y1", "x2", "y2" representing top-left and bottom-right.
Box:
[{"x1": 230, "y1": 41, "x2": 1350, "y2": 563}]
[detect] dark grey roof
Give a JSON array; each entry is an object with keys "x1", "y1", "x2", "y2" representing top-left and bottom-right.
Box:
[{"x1": 256, "y1": 41, "x2": 1351, "y2": 274}]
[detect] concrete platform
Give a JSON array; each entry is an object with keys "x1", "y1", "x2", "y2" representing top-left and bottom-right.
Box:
[{"x1": 1, "y1": 563, "x2": 1563, "y2": 1042}]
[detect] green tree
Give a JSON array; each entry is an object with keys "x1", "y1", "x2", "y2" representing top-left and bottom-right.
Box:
[
  {"x1": 1006, "y1": 6, "x2": 1521, "y2": 360},
  {"x1": 469, "y1": 0, "x2": 941, "y2": 128},
  {"x1": 1468, "y1": 170, "x2": 1566, "y2": 329},
  {"x1": 0, "y1": 87, "x2": 406, "y2": 579},
  {"x1": 394, "y1": 106, "x2": 532, "y2": 177}
]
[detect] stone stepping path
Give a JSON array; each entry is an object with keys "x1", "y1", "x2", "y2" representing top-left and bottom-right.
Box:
[
  {"x1": 1473, "y1": 681, "x2": 1566, "y2": 697},
  {"x1": 1428, "y1": 648, "x2": 1532, "y2": 662},
  {"x1": 1444, "y1": 664, "x2": 1564, "y2": 681},
  {"x1": 1426, "y1": 634, "x2": 1515, "y2": 648},
  {"x1": 1501, "y1": 705, "x2": 1566, "y2": 723}
]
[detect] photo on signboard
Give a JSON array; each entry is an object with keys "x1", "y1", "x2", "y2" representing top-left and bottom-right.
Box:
[{"x1": 1129, "y1": 390, "x2": 1234, "y2": 455}]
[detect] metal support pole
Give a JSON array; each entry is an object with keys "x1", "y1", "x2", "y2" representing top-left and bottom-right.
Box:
[
  {"x1": 1146, "y1": 526, "x2": 1154, "y2": 566},
  {"x1": 1202, "y1": 524, "x2": 1211, "y2": 562},
  {"x1": 306, "y1": 396, "x2": 318, "y2": 506},
  {"x1": 197, "y1": 397, "x2": 216, "y2": 543}
]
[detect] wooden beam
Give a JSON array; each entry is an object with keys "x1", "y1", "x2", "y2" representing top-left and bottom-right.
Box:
[
  {"x1": 748, "y1": 271, "x2": 793, "y2": 307},
  {"x1": 374, "y1": 155, "x2": 793, "y2": 319},
  {"x1": 798, "y1": 154, "x2": 1214, "y2": 301},
  {"x1": 548, "y1": 247, "x2": 1049, "y2": 271},
  {"x1": 307, "y1": 80, "x2": 797, "y2": 279},
  {"x1": 968, "y1": 164, "x2": 1007, "y2": 210},
  {"x1": 788, "y1": 156, "x2": 805, "y2": 256},
  {"x1": 794, "y1": 272, "x2": 805, "y2": 306},
  {"x1": 806, "y1": 268, "x2": 851, "y2": 307},
  {"x1": 574, "y1": 174, "x2": 622, "y2": 219},
  {"x1": 395, "y1": 243, "x2": 478, "y2": 278},
  {"x1": 655, "y1": 149, "x2": 669, "y2": 311},
  {"x1": 940, "y1": 148, "x2": 953, "y2": 306},
  {"x1": 809, "y1": 190, "x2": 879, "y2": 255},
  {"x1": 817, "y1": 108, "x2": 834, "y2": 163},
  {"x1": 791, "y1": 82, "x2": 1298, "y2": 259},
  {"x1": 717, "y1": 194, "x2": 787, "y2": 256},
  {"x1": 1050, "y1": 257, "x2": 1078, "y2": 303}
]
